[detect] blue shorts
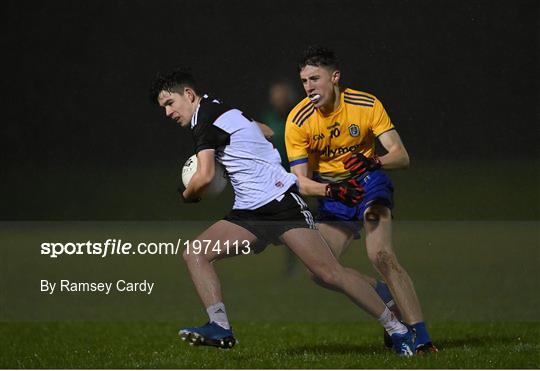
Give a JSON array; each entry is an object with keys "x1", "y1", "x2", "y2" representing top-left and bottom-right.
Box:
[{"x1": 316, "y1": 170, "x2": 394, "y2": 239}]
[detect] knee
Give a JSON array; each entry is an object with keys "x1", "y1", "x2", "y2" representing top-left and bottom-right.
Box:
[
  {"x1": 182, "y1": 247, "x2": 192, "y2": 264},
  {"x1": 183, "y1": 241, "x2": 217, "y2": 265},
  {"x1": 182, "y1": 244, "x2": 202, "y2": 265},
  {"x1": 311, "y1": 268, "x2": 341, "y2": 288},
  {"x1": 310, "y1": 272, "x2": 325, "y2": 287},
  {"x1": 309, "y1": 272, "x2": 319, "y2": 284},
  {"x1": 364, "y1": 210, "x2": 380, "y2": 224},
  {"x1": 370, "y1": 250, "x2": 401, "y2": 276},
  {"x1": 364, "y1": 205, "x2": 390, "y2": 227}
]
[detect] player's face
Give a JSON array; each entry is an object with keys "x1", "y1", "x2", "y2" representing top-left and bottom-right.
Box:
[
  {"x1": 299, "y1": 65, "x2": 340, "y2": 109},
  {"x1": 157, "y1": 90, "x2": 196, "y2": 127}
]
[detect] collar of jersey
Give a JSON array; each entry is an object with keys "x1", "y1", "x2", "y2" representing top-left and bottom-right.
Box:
[{"x1": 190, "y1": 94, "x2": 209, "y2": 129}]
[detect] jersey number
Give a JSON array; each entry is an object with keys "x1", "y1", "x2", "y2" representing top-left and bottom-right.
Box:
[{"x1": 330, "y1": 128, "x2": 341, "y2": 138}]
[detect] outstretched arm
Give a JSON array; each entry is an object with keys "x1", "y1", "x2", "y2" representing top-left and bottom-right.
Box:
[
  {"x1": 290, "y1": 162, "x2": 327, "y2": 197},
  {"x1": 291, "y1": 162, "x2": 365, "y2": 206}
]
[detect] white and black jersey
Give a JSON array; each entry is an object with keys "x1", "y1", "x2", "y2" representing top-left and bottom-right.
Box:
[{"x1": 190, "y1": 95, "x2": 297, "y2": 210}]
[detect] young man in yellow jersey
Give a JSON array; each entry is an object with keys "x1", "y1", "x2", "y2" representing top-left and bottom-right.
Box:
[{"x1": 285, "y1": 46, "x2": 437, "y2": 354}]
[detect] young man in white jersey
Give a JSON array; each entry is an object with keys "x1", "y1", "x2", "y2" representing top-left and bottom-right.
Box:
[{"x1": 149, "y1": 67, "x2": 416, "y2": 356}]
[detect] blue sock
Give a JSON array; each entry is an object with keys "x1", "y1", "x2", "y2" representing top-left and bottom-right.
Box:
[
  {"x1": 412, "y1": 322, "x2": 431, "y2": 347},
  {"x1": 375, "y1": 280, "x2": 394, "y2": 305}
]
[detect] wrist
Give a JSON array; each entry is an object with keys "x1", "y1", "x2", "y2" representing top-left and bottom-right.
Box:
[
  {"x1": 372, "y1": 155, "x2": 382, "y2": 170},
  {"x1": 325, "y1": 184, "x2": 332, "y2": 198}
]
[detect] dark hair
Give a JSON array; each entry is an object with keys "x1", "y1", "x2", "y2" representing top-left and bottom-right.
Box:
[
  {"x1": 297, "y1": 45, "x2": 340, "y2": 72},
  {"x1": 149, "y1": 66, "x2": 199, "y2": 103}
]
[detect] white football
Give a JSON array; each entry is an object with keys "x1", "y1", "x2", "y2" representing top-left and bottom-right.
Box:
[{"x1": 181, "y1": 154, "x2": 227, "y2": 197}]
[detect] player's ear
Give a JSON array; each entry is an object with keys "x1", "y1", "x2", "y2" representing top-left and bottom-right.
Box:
[
  {"x1": 184, "y1": 87, "x2": 196, "y2": 103},
  {"x1": 332, "y1": 70, "x2": 341, "y2": 84}
]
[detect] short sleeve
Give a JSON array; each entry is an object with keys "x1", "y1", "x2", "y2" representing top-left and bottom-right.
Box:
[
  {"x1": 370, "y1": 98, "x2": 395, "y2": 137},
  {"x1": 192, "y1": 122, "x2": 230, "y2": 153},
  {"x1": 285, "y1": 114, "x2": 309, "y2": 167},
  {"x1": 191, "y1": 99, "x2": 231, "y2": 153}
]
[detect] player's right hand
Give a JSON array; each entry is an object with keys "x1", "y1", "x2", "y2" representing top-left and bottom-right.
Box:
[{"x1": 325, "y1": 179, "x2": 365, "y2": 206}]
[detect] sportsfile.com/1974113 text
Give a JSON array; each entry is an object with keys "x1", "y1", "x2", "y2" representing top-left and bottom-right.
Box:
[{"x1": 40, "y1": 239, "x2": 252, "y2": 258}]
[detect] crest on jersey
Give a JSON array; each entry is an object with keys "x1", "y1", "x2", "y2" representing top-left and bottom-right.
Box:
[{"x1": 348, "y1": 124, "x2": 360, "y2": 137}]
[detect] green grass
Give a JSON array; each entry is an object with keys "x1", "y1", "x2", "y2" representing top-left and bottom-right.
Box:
[
  {"x1": 1, "y1": 322, "x2": 538, "y2": 368},
  {"x1": 0, "y1": 221, "x2": 538, "y2": 368}
]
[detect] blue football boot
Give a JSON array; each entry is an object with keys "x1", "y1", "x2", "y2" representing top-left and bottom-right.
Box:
[
  {"x1": 179, "y1": 322, "x2": 236, "y2": 349},
  {"x1": 390, "y1": 330, "x2": 415, "y2": 357}
]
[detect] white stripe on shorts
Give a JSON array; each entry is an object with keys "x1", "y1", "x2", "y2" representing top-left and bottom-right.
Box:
[{"x1": 290, "y1": 192, "x2": 316, "y2": 229}]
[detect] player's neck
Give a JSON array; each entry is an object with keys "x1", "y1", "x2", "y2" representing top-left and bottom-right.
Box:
[{"x1": 319, "y1": 86, "x2": 342, "y2": 115}]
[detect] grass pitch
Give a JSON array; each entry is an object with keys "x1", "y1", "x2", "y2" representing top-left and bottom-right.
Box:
[
  {"x1": 1, "y1": 322, "x2": 538, "y2": 368},
  {"x1": 1, "y1": 221, "x2": 538, "y2": 368}
]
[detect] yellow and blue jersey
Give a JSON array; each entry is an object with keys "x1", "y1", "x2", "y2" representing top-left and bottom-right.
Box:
[{"x1": 285, "y1": 88, "x2": 394, "y2": 181}]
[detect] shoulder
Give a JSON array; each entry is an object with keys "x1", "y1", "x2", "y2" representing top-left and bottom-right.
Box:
[
  {"x1": 343, "y1": 88, "x2": 378, "y2": 108},
  {"x1": 196, "y1": 95, "x2": 231, "y2": 126},
  {"x1": 286, "y1": 97, "x2": 315, "y2": 128}
]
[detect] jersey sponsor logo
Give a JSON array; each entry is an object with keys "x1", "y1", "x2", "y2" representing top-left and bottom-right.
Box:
[
  {"x1": 310, "y1": 143, "x2": 362, "y2": 158},
  {"x1": 348, "y1": 124, "x2": 360, "y2": 137},
  {"x1": 275, "y1": 181, "x2": 284, "y2": 188},
  {"x1": 326, "y1": 122, "x2": 340, "y2": 129},
  {"x1": 312, "y1": 133, "x2": 325, "y2": 141}
]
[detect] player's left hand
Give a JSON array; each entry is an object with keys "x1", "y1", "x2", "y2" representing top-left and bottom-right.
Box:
[
  {"x1": 343, "y1": 153, "x2": 381, "y2": 176},
  {"x1": 325, "y1": 178, "x2": 365, "y2": 206},
  {"x1": 177, "y1": 186, "x2": 201, "y2": 203}
]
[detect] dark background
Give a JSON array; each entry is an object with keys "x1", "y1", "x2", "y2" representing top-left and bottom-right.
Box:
[{"x1": 1, "y1": 0, "x2": 538, "y2": 220}]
